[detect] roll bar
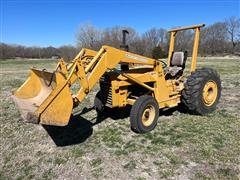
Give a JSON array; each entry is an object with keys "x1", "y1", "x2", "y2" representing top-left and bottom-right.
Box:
[{"x1": 167, "y1": 24, "x2": 205, "y2": 72}]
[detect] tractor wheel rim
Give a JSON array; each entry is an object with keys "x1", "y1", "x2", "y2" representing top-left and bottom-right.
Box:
[
  {"x1": 202, "y1": 80, "x2": 218, "y2": 106},
  {"x1": 142, "y1": 105, "x2": 155, "y2": 127}
]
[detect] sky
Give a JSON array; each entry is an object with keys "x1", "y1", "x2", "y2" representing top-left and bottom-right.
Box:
[{"x1": 1, "y1": 0, "x2": 239, "y2": 47}]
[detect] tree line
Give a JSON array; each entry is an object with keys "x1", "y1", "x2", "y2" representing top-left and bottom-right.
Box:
[
  {"x1": 1, "y1": 16, "x2": 239, "y2": 61},
  {"x1": 0, "y1": 44, "x2": 78, "y2": 61}
]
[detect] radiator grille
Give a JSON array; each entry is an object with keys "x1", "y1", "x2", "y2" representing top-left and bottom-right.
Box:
[{"x1": 99, "y1": 79, "x2": 112, "y2": 107}]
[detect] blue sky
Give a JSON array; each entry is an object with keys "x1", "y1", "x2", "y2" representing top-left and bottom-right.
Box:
[{"x1": 1, "y1": 0, "x2": 239, "y2": 47}]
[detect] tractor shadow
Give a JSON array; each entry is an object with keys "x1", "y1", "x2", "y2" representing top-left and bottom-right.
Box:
[
  {"x1": 43, "y1": 105, "x2": 183, "y2": 147},
  {"x1": 43, "y1": 115, "x2": 93, "y2": 147},
  {"x1": 43, "y1": 106, "x2": 131, "y2": 147},
  {"x1": 159, "y1": 106, "x2": 183, "y2": 116}
]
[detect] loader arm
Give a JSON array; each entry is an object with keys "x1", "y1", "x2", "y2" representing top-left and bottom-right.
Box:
[
  {"x1": 65, "y1": 46, "x2": 169, "y2": 104},
  {"x1": 55, "y1": 48, "x2": 98, "y2": 76},
  {"x1": 12, "y1": 45, "x2": 169, "y2": 126}
]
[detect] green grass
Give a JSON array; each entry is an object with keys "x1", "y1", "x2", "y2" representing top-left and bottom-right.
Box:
[{"x1": 0, "y1": 57, "x2": 240, "y2": 179}]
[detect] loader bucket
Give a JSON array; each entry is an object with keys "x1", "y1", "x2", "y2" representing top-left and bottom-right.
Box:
[{"x1": 12, "y1": 68, "x2": 73, "y2": 126}]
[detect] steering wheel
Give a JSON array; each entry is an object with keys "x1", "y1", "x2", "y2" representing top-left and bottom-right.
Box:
[{"x1": 159, "y1": 60, "x2": 167, "y2": 68}]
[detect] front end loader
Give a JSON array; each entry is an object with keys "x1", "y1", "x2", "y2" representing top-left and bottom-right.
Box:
[{"x1": 12, "y1": 24, "x2": 221, "y2": 133}]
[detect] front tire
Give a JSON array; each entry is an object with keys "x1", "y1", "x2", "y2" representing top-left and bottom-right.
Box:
[
  {"x1": 181, "y1": 68, "x2": 221, "y2": 115},
  {"x1": 94, "y1": 91, "x2": 105, "y2": 114},
  {"x1": 130, "y1": 95, "x2": 159, "y2": 133}
]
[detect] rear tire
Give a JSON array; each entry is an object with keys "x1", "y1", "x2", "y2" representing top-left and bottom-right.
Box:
[
  {"x1": 130, "y1": 95, "x2": 159, "y2": 133},
  {"x1": 181, "y1": 68, "x2": 221, "y2": 115}
]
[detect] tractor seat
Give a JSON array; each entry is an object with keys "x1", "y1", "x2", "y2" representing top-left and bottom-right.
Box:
[{"x1": 165, "y1": 51, "x2": 187, "y2": 77}]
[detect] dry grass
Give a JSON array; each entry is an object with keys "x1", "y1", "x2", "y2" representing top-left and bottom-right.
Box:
[{"x1": 0, "y1": 58, "x2": 240, "y2": 179}]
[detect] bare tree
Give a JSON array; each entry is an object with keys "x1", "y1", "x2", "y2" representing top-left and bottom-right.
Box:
[
  {"x1": 142, "y1": 28, "x2": 167, "y2": 57},
  {"x1": 101, "y1": 26, "x2": 139, "y2": 52},
  {"x1": 0, "y1": 43, "x2": 9, "y2": 59},
  {"x1": 174, "y1": 30, "x2": 193, "y2": 52},
  {"x1": 101, "y1": 26, "x2": 122, "y2": 47},
  {"x1": 58, "y1": 45, "x2": 77, "y2": 62},
  {"x1": 129, "y1": 36, "x2": 146, "y2": 55},
  {"x1": 76, "y1": 23, "x2": 102, "y2": 50},
  {"x1": 225, "y1": 16, "x2": 240, "y2": 54},
  {"x1": 200, "y1": 22, "x2": 228, "y2": 55}
]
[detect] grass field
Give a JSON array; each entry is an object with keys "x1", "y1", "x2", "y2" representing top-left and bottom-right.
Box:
[{"x1": 0, "y1": 57, "x2": 240, "y2": 179}]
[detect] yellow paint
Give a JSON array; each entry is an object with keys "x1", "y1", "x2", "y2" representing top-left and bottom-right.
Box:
[
  {"x1": 14, "y1": 70, "x2": 42, "y2": 99},
  {"x1": 202, "y1": 81, "x2": 218, "y2": 106},
  {"x1": 191, "y1": 27, "x2": 200, "y2": 72},
  {"x1": 168, "y1": 24, "x2": 205, "y2": 32},
  {"x1": 141, "y1": 104, "x2": 155, "y2": 127},
  {"x1": 167, "y1": 32, "x2": 176, "y2": 67}
]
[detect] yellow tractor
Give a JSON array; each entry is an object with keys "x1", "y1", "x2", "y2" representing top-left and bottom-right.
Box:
[{"x1": 12, "y1": 24, "x2": 221, "y2": 133}]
